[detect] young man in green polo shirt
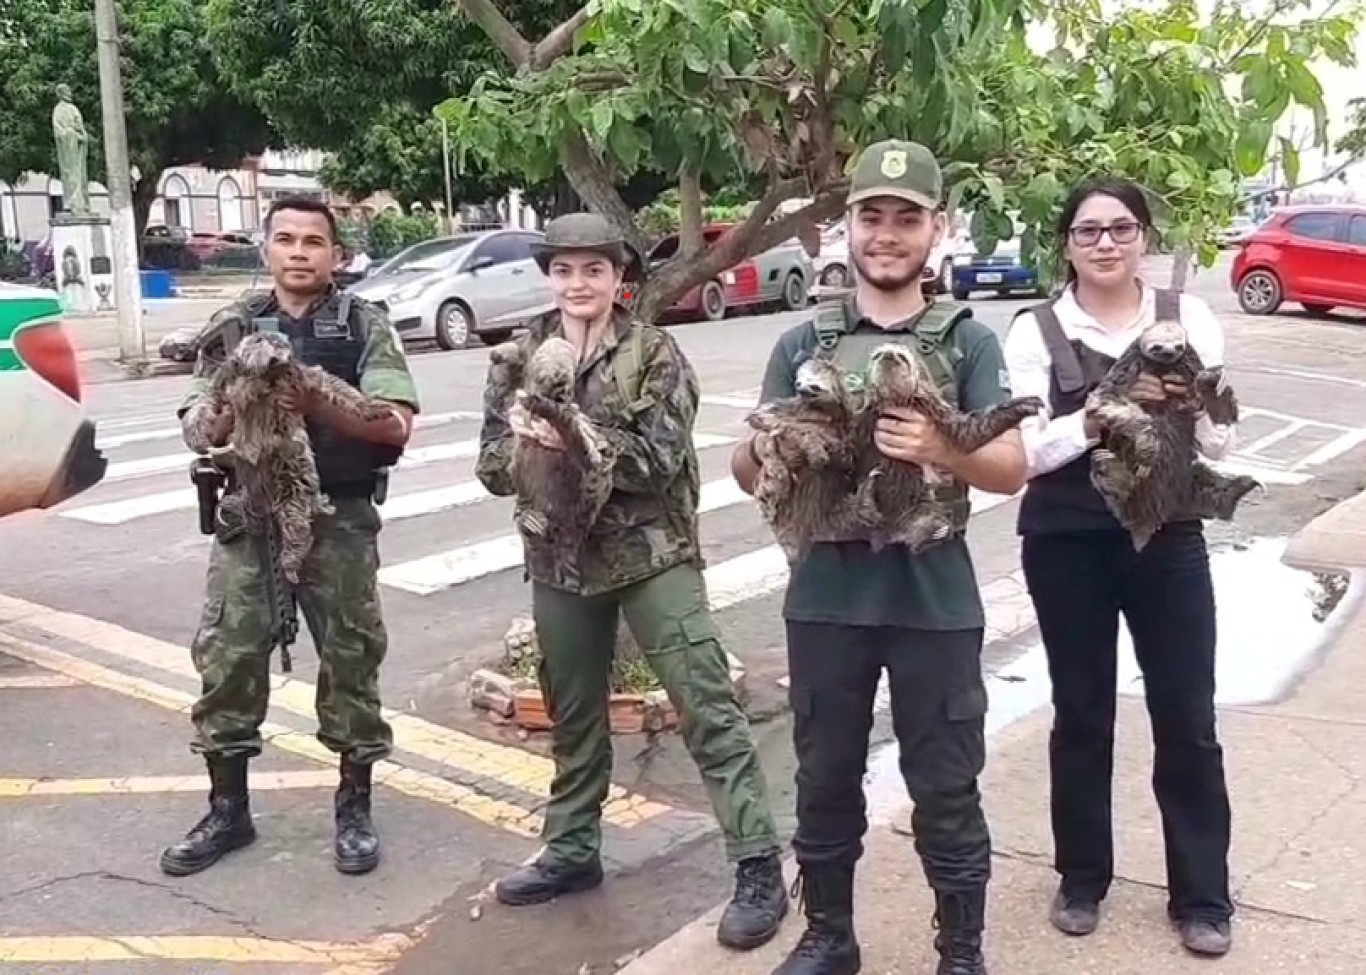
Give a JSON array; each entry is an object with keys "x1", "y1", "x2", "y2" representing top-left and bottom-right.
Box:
[{"x1": 732, "y1": 140, "x2": 1028, "y2": 975}]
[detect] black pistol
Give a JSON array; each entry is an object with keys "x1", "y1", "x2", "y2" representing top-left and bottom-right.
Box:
[{"x1": 190, "y1": 457, "x2": 226, "y2": 536}]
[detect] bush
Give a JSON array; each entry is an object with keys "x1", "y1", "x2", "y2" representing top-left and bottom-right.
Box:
[{"x1": 363, "y1": 211, "x2": 442, "y2": 259}]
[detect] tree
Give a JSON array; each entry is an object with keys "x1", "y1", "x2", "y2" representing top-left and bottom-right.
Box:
[
  {"x1": 0, "y1": 0, "x2": 277, "y2": 239},
  {"x1": 1337, "y1": 97, "x2": 1366, "y2": 161},
  {"x1": 205, "y1": 0, "x2": 597, "y2": 214},
  {"x1": 441, "y1": 0, "x2": 1358, "y2": 318}
]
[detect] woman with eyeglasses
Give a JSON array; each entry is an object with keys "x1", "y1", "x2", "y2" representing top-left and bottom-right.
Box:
[{"x1": 1002, "y1": 179, "x2": 1237, "y2": 958}]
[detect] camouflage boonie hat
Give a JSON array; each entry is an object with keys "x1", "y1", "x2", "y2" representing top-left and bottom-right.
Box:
[
  {"x1": 846, "y1": 139, "x2": 943, "y2": 211},
  {"x1": 531, "y1": 212, "x2": 643, "y2": 281}
]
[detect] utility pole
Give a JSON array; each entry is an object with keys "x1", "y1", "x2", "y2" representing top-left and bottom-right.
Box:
[
  {"x1": 93, "y1": 0, "x2": 145, "y2": 364},
  {"x1": 441, "y1": 117, "x2": 456, "y2": 234}
]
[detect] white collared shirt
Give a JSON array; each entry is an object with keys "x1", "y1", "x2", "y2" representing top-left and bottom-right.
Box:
[{"x1": 1002, "y1": 281, "x2": 1236, "y2": 479}]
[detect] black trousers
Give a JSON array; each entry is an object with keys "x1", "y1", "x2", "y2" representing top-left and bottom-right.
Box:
[
  {"x1": 787, "y1": 622, "x2": 991, "y2": 893},
  {"x1": 1021, "y1": 523, "x2": 1233, "y2": 923}
]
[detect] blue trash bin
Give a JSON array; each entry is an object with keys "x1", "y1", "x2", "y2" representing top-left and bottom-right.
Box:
[{"x1": 140, "y1": 269, "x2": 175, "y2": 299}]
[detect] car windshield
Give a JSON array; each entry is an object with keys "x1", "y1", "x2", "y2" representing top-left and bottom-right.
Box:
[{"x1": 374, "y1": 235, "x2": 479, "y2": 275}]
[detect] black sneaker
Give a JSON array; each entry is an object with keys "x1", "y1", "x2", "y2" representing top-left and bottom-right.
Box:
[
  {"x1": 493, "y1": 858, "x2": 604, "y2": 907},
  {"x1": 717, "y1": 851, "x2": 789, "y2": 950}
]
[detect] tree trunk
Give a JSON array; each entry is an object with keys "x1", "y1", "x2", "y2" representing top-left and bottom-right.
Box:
[
  {"x1": 131, "y1": 165, "x2": 162, "y2": 264},
  {"x1": 678, "y1": 163, "x2": 704, "y2": 258},
  {"x1": 1169, "y1": 247, "x2": 1192, "y2": 291}
]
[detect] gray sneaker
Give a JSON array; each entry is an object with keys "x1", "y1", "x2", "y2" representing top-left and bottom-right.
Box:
[{"x1": 1049, "y1": 891, "x2": 1100, "y2": 936}]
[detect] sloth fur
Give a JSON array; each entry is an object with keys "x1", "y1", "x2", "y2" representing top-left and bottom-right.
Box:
[
  {"x1": 498, "y1": 337, "x2": 615, "y2": 564},
  {"x1": 746, "y1": 355, "x2": 865, "y2": 558},
  {"x1": 185, "y1": 331, "x2": 393, "y2": 582},
  {"x1": 853, "y1": 343, "x2": 1045, "y2": 552},
  {"x1": 1087, "y1": 318, "x2": 1259, "y2": 551}
]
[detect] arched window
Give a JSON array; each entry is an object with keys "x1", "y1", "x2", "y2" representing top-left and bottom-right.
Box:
[
  {"x1": 217, "y1": 177, "x2": 244, "y2": 232},
  {"x1": 161, "y1": 174, "x2": 191, "y2": 229}
]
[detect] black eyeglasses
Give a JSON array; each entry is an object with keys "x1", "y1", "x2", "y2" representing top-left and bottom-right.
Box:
[{"x1": 1068, "y1": 221, "x2": 1143, "y2": 246}]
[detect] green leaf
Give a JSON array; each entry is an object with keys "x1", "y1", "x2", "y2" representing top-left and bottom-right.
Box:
[
  {"x1": 1234, "y1": 120, "x2": 1273, "y2": 177},
  {"x1": 1279, "y1": 136, "x2": 1301, "y2": 189},
  {"x1": 590, "y1": 100, "x2": 615, "y2": 142},
  {"x1": 981, "y1": 173, "x2": 1006, "y2": 211}
]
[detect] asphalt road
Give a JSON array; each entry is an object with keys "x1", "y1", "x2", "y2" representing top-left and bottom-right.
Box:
[{"x1": 3, "y1": 253, "x2": 1366, "y2": 974}]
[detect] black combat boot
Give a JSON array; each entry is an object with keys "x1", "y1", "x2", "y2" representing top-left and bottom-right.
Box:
[
  {"x1": 770, "y1": 864, "x2": 861, "y2": 975},
  {"x1": 494, "y1": 858, "x2": 605, "y2": 907},
  {"x1": 159, "y1": 755, "x2": 256, "y2": 876},
  {"x1": 334, "y1": 755, "x2": 380, "y2": 875},
  {"x1": 717, "y1": 850, "x2": 789, "y2": 950},
  {"x1": 932, "y1": 889, "x2": 988, "y2": 975}
]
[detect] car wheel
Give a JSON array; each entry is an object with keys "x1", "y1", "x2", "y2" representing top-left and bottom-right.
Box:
[
  {"x1": 781, "y1": 271, "x2": 808, "y2": 310},
  {"x1": 952, "y1": 288, "x2": 970, "y2": 301},
  {"x1": 1237, "y1": 270, "x2": 1282, "y2": 315},
  {"x1": 1302, "y1": 303, "x2": 1334, "y2": 317},
  {"x1": 700, "y1": 280, "x2": 727, "y2": 321},
  {"x1": 937, "y1": 258, "x2": 953, "y2": 295},
  {"x1": 820, "y1": 263, "x2": 848, "y2": 288},
  {"x1": 478, "y1": 329, "x2": 513, "y2": 346},
  {"x1": 435, "y1": 299, "x2": 472, "y2": 350}
]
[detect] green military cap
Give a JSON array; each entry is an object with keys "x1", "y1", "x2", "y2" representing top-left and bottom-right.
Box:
[
  {"x1": 530, "y1": 212, "x2": 643, "y2": 281},
  {"x1": 846, "y1": 139, "x2": 943, "y2": 210}
]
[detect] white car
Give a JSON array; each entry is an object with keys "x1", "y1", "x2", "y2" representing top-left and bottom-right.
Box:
[
  {"x1": 810, "y1": 222, "x2": 970, "y2": 299},
  {"x1": 0, "y1": 282, "x2": 107, "y2": 520},
  {"x1": 347, "y1": 229, "x2": 556, "y2": 349}
]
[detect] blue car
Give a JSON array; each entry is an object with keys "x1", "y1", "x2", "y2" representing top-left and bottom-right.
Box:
[{"x1": 951, "y1": 242, "x2": 1046, "y2": 300}]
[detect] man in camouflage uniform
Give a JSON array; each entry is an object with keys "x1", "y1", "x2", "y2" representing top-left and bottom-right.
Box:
[
  {"x1": 731, "y1": 141, "x2": 1029, "y2": 975},
  {"x1": 161, "y1": 197, "x2": 420, "y2": 878},
  {"x1": 475, "y1": 212, "x2": 788, "y2": 951}
]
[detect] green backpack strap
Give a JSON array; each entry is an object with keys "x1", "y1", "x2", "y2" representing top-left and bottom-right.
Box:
[
  {"x1": 911, "y1": 300, "x2": 971, "y2": 391},
  {"x1": 614, "y1": 323, "x2": 650, "y2": 415}
]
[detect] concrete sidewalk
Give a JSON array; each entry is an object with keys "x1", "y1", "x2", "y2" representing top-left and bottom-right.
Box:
[{"x1": 621, "y1": 493, "x2": 1366, "y2": 974}]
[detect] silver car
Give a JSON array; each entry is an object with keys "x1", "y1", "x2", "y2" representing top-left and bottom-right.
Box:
[{"x1": 347, "y1": 229, "x2": 555, "y2": 349}]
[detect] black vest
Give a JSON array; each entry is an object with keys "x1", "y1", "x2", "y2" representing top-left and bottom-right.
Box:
[{"x1": 274, "y1": 294, "x2": 401, "y2": 496}]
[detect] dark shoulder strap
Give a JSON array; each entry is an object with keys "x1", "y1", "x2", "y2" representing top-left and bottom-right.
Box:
[
  {"x1": 1023, "y1": 300, "x2": 1086, "y2": 394},
  {"x1": 1153, "y1": 287, "x2": 1181, "y2": 323}
]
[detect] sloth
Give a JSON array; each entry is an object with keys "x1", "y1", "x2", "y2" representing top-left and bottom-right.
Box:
[
  {"x1": 184, "y1": 330, "x2": 394, "y2": 582},
  {"x1": 1087, "y1": 318, "x2": 1260, "y2": 551},
  {"x1": 504, "y1": 336, "x2": 616, "y2": 563},
  {"x1": 746, "y1": 355, "x2": 866, "y2": 558},
  {"x1": 853, "y1": 343, "x2": 1046, "y2": 552}
]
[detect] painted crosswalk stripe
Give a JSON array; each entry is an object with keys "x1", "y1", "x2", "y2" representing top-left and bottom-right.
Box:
[
  {"x1": 380, "y1": 483, "x2": 1017, "y2": 598},
  {"x1": 95, "y1": 409, "x2": 482, "y2": 450},
  {"x1": 379, "y1": 475, "x2": 755, "y2": 595}
]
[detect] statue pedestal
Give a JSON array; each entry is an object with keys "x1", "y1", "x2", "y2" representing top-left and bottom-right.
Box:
[{"x1": 50, "y1": 213, "x2": 116, "y2": 315}]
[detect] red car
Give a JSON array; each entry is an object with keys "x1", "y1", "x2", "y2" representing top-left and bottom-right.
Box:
[{"x1": 1231, "y1": 204, "x2": 1366, "y2": 316}]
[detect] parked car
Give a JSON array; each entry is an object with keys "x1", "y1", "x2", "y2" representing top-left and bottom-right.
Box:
[
  {"x1": 1231, "y1": 204, "x2": 1366, "y2": 317},
  {"x1": 1216, "y1": 215, "x2": 1259, "y2": 249},
  {"x1": 810, "y1": 221, "x2": 969, "y2": 300},
  {"x1": 347, "y1": 229, "x2": 554, "y2": 348},
  {"x1": 950, "y1": 236, "x2": 1045, "y2": 300},
  {"x1": 645, "y1": 225, "x2": 813, "y2": 322},
  {"x1": 0, "y1": 281, "x2": 107, "y2": 520}
]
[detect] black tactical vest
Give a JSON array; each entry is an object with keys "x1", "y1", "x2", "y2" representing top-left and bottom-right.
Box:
[
  {"x1": 251, "y1": 290, "x2": 401, "y2": 497},
  {"x1": 1015, "y1": 289, "x2": 1197, "y2": 535}
]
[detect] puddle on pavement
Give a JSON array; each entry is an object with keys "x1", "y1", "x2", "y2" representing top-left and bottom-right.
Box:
[{"x1": 866, "y1": 537, "x2": 1363, "y2": 820}]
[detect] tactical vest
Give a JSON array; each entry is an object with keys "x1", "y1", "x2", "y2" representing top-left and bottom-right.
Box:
[
  {"x1": 808, "y1": 299, "x2": 975, "y2": 535},
  {"x1": 239, "y1": 289, "x2": 401, "y2": 497},
  {"x1": 1015, "y1": 288, "x2": 1197, "y2": 535}
]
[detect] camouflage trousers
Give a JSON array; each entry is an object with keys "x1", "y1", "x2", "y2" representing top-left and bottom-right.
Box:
[
  {"x1": 189, "y1": 495, "x2": 393, "y2": 765},
  {"x1": 532, "y1": 561, "x2": 780, "y2": 865}
]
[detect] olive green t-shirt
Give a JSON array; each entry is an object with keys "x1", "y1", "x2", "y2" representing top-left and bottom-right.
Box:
[{"x1": 758, "y1": 305, "x2": 1011, "y2": 631}]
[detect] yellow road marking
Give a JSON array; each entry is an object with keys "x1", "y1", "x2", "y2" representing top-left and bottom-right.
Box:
[
  {"x1": 0, "y1": 935, "x2": 378, "y2": 964},
  {"x1": 0, "y1": 594, "x2": 675, "y2": 828},
  {"x1": 0, "y1": 632, "x2": 540, "y2": 837},
  {"x1": 0, "y1": 770, "x2": 338, "y2": 798},
  {"x1": 0, "y1": 673, "x2": 79, "y2": 688}
]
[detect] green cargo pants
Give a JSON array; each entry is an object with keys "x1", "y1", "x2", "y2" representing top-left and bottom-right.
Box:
[
  {"x1": 188, "y1": 495, "x2": 394, "y2": 765},
  {"x1": 532, "y1": 561, "x2": 780, "y2": 865}
]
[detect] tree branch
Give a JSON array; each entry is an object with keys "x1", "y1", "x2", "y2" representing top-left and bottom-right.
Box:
[
  {"x1": 452, "y1": 0, "x2": 532, "y2": 66},
  {"x1": 558, "y1": 128, "x2": 651, "y2": 257},
  {"x1": 530, "y1": 6, "x2": 592, "y2": 70},
  {"x1": 1242, "y1": 156, "x2": 1355, "y2": 202},
  {"x1": 678, "y1": 162, "x2": 704, "y2": 257}
]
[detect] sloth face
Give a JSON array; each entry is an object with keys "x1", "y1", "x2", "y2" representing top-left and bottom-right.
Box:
[
  {"x1": 867, "y1": 342, "x2": 931, "y2": 402},
  {"x1": 1138, "y1": 319, "x2": 1189, "y2": 366},
  {"x1": 235, "y1": 331, "x2": 295, "y2": 377},
  {"x1": 793, "y1": 356, "x2": 844, "y2": 401}
]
